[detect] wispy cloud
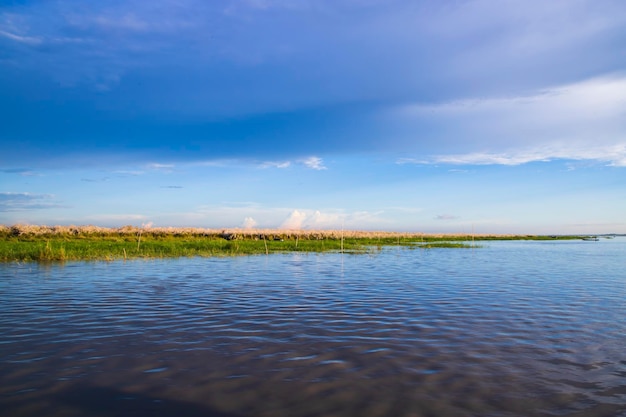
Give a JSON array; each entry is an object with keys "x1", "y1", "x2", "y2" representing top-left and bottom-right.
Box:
[
  {"x1": 0, "y1": 29, "x2": 87, "y2": 47},
  {"x1": 1, "y1": 168, "x2": 40, "y2": 176},
  {"x1": 0, "y1": 29, "x2": 41, "y2": 45},
  {"x1": 435, "y1": 214, "x2": 459, "y2": 221},
  {"x1": 260, "y1": 161, "x2": 291, "y2": 169},
  {"x1": 113, "y1": 170, "x2": 144, "y2": 176},
  {"x1": 301, "y1": 156, "x2": 327, "y2": 170},
  {"x1": 90, "y1": 14, "x2": 151, "y2": 32},
  {"x1": 147, "y1": 163, "x2": 175, "y2": 172},
  {"x1": 428, "y1": 144, "x2": 626, "y2": 167},
  {"x1": 393, "y1": 76, "x2": 626, "y2": 166},
  {"x1": 0, "y1": 192, "x2": 65, "y2": 212},
  {"x1": 433, "y1": 152, "x2": 552, "y2": 166},
  {"x1": 260, "y1": 158, "x2": 325, "y2": 170}
]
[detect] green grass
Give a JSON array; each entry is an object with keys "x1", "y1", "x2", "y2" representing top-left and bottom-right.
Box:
[
  {"x1": 0, "y1": 225, "x2": 587, "y2": 262},
  {"x1": 0, "y1": 235, "x2": 369, "y2": 262}
]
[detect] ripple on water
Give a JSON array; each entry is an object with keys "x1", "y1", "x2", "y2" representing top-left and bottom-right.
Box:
[{"x1": 1, "y1": 240, "x2": 626, "y2": 416}]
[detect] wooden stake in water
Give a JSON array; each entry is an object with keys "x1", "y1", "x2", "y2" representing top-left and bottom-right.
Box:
[
  {"x1": 472, "y1": 224, "x2": 475, "y2": 249},
  {"x1": 341, "y1": 223, "x2": 344, "y2": 253}
]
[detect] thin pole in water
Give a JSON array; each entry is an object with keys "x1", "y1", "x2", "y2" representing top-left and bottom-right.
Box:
[
  {"x1": 472, "y1": 224, "x2": 475, "y2": 249},
  {"x1": 341, "y1": 222, "x2": 344, "y2": 253}
]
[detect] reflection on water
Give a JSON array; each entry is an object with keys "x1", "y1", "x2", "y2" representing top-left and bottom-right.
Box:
[{"x1": 1, "y1": 239, "x2": 626, "y2": 416}]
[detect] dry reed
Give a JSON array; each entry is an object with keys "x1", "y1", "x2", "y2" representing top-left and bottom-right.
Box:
[{"x1": 1, "y1": 223, "x2": 522, "y2": 240}]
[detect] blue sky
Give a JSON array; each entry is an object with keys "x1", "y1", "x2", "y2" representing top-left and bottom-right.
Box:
[{"x1": 1, "y1": 0, "x2": 625, "y2": 233}]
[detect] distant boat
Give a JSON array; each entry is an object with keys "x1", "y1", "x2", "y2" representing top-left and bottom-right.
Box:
[{"x1": 582, "y1": 237, "x2": 599, "y2": 241}]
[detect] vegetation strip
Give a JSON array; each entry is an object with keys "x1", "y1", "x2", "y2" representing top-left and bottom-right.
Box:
[{"x1": 0, "y1": 224, "x2": 587, "y2": 262}]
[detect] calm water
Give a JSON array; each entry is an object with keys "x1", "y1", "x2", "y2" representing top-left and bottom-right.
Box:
[{"x1": 1, "y1": 239, "x2": 625, "y2": 417}]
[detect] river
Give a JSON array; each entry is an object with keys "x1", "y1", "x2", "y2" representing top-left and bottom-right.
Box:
[{"x1": 1, "y1": 238, "x2": 625, "y2": 416}]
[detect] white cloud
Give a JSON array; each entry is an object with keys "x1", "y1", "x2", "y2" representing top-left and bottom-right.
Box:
[
  {"x1": 260, "y1": 160, "x2": 291, "y2": 169},
  {"x1": 431, "y1": 145, "x2": 626, "y2": 166},
  {"x1": 149, "y1": 205, "x2": 387, "y2": 230},
  {"x1": 418, "y1": 76, "x2": 626, "y2": 125},
  {"x1": 260, "y1": 158, "x2": 326, "y2": 170},
  {"x1": 242, "y1": 216, "x2": 257, "y2": 228},
  {"x1": 0, "y1": 29, "x2": 41, "y2": 45},
  {"x1": 281, "y1": 209, "x2": 307, "y2": 229},
  {"x1": 147, "y1": 163, "x2": 175, "y2": 172},
  {"x1": 279, "y1": 209, "x2": 386, "y2": 230},
  {"x1": 306, "y1": 210, "x2": 341, "y2": 229},
  {"x1": 432, "y1": 151, "x2": 553, "y2": 166},
  {"x1": 301, "y1": 156, "x2": 327, "y2": 170},
  {"x1": 113, "y1": 170, "x2": 144, "y2": 176},
  {"x1": 394, "y1": 76, "x2": 626, "y2": 166}
]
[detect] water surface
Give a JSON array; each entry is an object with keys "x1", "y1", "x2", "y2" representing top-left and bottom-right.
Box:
[{"x1": 1, "y1": 238, "x2": 625, "y2": 416}]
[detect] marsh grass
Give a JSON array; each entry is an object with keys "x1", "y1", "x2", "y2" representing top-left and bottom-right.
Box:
[{"x1": 0, "y1": 224, "x2": 584, "y2": 262}]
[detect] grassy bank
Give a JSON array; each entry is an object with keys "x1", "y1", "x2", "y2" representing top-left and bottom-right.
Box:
[{"x1": 0, "y1": 224, "x2": 583, "y2": 262}]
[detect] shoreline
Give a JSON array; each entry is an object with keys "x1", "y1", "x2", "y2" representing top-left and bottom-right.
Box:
[{"x1": 0, "y1": 224, "x2": 608, "y2": 263}]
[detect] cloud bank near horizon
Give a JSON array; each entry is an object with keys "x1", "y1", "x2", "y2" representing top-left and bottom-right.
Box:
[{"x1": 393, "y1": 76, "x2": 626, "y2": 167}]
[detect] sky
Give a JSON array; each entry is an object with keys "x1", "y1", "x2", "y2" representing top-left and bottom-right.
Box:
[{"x1": 1, "y1": 0, "x2": 626, "y2": 234}]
